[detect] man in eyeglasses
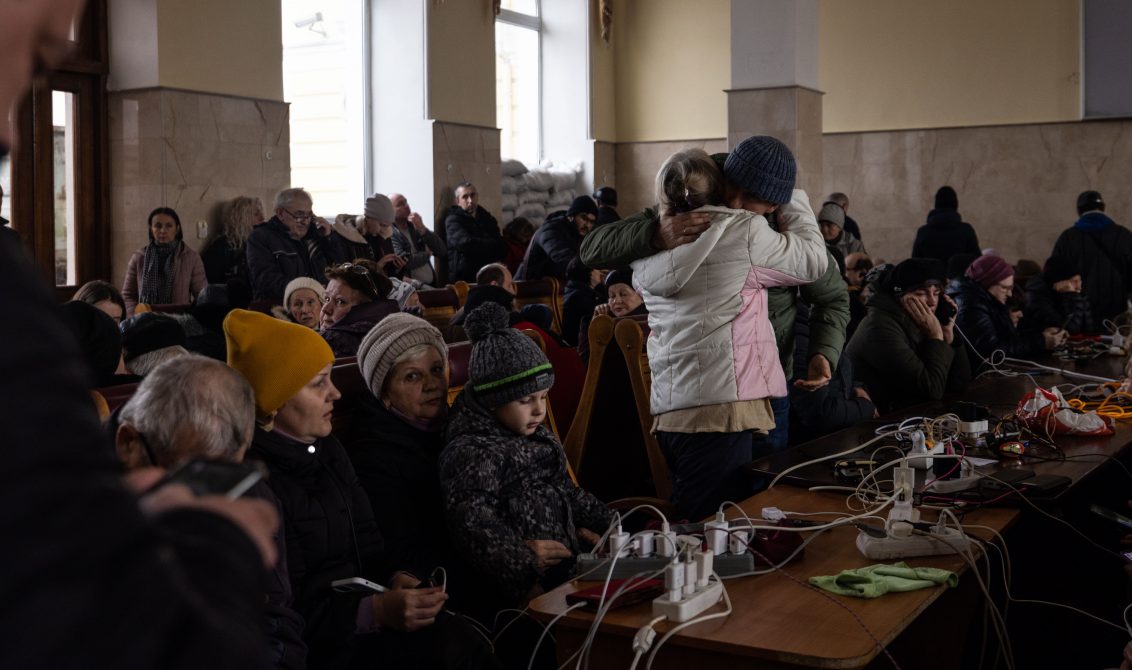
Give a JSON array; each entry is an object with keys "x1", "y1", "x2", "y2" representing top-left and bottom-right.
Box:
[{"x1": 248, "y1": 187, "x2": 339, "y2": 301}]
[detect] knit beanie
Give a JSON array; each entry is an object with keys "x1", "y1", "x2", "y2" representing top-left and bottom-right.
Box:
[
  {"x1": 356, "y1": 312, "x2": 447, "y2": 397},
  {"x1": 284, "y1": 276, "x2": 326, "y2": 309},
  {"x1": 567, "y1": 195, "x2": 599, "y2": 218},
  {"x1": 886, "y1": 258, "x2": 944, "y2": 296},
  {"x1": 934, "y1": 186, "x2": 958, "y2": 211},
  {"x1": 364, "y1": 193, "x2": 395, "y2": 222},
  {"x1": 120, "y1": 312, "x2": 187, "y2": 362},
  {"x1": 224, "y1": 309, "x2": 335, "y2": 417},
  {"x1": 465, "y1": 302, "x2": 554, "y2": 409},
  {"x1": 965, "y1": 254, "x2": 1013, "y2": 290},
  {"x1": 1043, "y1": 256, "x2": 1080, "y2": 284},
  {"x1": 723, "y1": 136, "x2": 796, "y2": 205},
  {"x1": 818, "y1": 202, "x2": 845, "y2": 229},
  {"x1": 593, "y1": 187, "x2": 618, "y2": 207},
  {"x1": 605, "y1": 268, "x2": 633, "y2": 290},
  {"x1": 1076, "y1": 190, "x2": 1104, "y2": 216}
]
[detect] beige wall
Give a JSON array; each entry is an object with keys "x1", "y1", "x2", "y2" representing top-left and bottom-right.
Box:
[
  {"x1": 613, "y1": 0, "x2": 730, "y2": 142},
  {"x1": 157, "y1": 0, "x2": 284, "y2": 101},
  {"x1": 427, "y1": 1, "x2": 496, "y2": 128},
  {"x1": 819, "y1": 0, "x2": 1081, "y2": 133},
  {"x1": 591, "y1": 0, "x2": 617, "y2": 142}
]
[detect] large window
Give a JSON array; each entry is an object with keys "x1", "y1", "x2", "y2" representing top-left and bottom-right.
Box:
[
  {"x1": 282, "y1": 0, "x2": 367, "y2": 216},
  {"x1": 496, "y1": 1, "x2": 541, "y2": 166}
]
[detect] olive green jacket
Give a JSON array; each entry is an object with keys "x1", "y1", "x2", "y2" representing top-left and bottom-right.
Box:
[{"x1": 580, "y1": 207, "x2": 850, "y2": 375}]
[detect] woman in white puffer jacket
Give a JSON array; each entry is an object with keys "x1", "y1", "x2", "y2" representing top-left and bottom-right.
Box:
[{"x1": 631, "y1": 139, "x2": 828, "y2": 519}]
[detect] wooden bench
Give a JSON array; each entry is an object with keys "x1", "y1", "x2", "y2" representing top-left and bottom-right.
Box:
[
  {"x1": 448, "y1": 281, "x2": 470, "y2": 307},
  {"x1": 613, "y1": 317, "x2": 672, "y2": 500},
  {"x1": 563, "y1": 313, "x2": 668, "y2": 504},
  {"x1": 417, "y1": 287, "x2": 461, "y2": 341},
  {"x1": 513, "y1": 278, "x2": 564, "y2": 334}
]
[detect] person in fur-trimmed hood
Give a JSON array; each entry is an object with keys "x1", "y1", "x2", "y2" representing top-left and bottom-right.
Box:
[{"x1": 439, "y1": 302, "x2": 613, "y2": 613}]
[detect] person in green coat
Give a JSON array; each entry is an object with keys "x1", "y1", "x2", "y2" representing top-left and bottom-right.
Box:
[
  {"x1": 845, "y1": 259, "x2": 971, "y2": 413},
  {"x1": 577, "y1": 151, "x2": 850, "y2": 451}
]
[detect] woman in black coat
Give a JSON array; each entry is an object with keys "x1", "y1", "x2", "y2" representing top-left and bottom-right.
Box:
[
  {"x1": 951, "y1": 255, "x2": 1065, "y2": 366},
  {"x1": 224, "y1": 309, "x2": 495, "y2": 670}
]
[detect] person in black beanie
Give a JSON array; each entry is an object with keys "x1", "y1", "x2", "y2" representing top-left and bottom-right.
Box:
[
  {"x1": 60, "y1": 300, "x2": 138, "y2": 388},
  {"x1": 911, "y1": 185, "x2": 981, "y2": 263},
  {"x1": 120, "y1": 311, "x2": 189, "y2": 377},
  {"x1": 846, "y1": 258, "x2": 971, "y2": 412},
  {"x1": 1051, "y1": 189, "x2": 1132, "y2": 322},
  {"x1": 439, "y1": 302, "x2": 612, "y2": 618},
  {"x1": 1022, "y1": 255, "x2": 1096, "y2": 335},
  {"x1": 515, "y1": 195, "x2": 600, "y2": 281},
  {"x1": 593, "y1": 186, "x2": 620, "y2": 226}
]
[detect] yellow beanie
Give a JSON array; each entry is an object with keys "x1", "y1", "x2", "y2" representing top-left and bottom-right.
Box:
[{"x1": 223, "y1": 309, "x2": 335, "y2": 417}]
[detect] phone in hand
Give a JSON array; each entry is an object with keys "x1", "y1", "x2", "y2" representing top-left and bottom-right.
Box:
[
  {"x1": 331, "y1": 577, "x2": 387, "y2": 594},
  {"x1": 145, "y1": 458, "x2": 266, "y2": 500},
  {"x1": 935, "y1": 299, "x2": 956, "y2": 324}
]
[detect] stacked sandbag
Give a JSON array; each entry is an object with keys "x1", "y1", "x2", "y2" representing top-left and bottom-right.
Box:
[{"x1": 499, "y1": 159, "x2": 582, "y2": 228}]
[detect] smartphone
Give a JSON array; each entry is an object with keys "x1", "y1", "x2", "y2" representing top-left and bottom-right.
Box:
[
  {"x1": 145, "y1": 458, "x2": 265, "y2": 500},
  {"x1": 331, "y1": 577, "x2": 387, "y2": 594},
  {"x1": 935, "y1": 300, "x2": 957, "y2": 324},
  {"x1": 565, "y1": 578, "x2": 663, "y2": 609},
  {"x1": 1090, "y1": 504, "x2": 1132, "y2": 531}
]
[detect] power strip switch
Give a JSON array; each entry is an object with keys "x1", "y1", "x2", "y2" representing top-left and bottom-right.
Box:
[
  {"x1": 855, "y1": 526, "x2": 971, "y2": 560},
  {"x1": 652, "y1": 580, "x2": 723, "y2": 623}
]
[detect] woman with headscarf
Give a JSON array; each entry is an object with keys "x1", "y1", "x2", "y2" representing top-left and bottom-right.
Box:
[{"x1": 121, "y1": 207, "x2": 207, "y2": 315}]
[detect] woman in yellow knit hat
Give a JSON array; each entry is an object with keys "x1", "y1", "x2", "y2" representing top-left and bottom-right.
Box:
[{"x1": 222, "y1": 309, "x2": 492, "y2": 669}]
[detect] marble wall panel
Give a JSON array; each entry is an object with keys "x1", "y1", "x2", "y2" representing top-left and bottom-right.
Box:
[
  {"x1": 822, "y1": 118, "x2": 1132, "y2": 267},
  {"x1": 593, "y1": 141, "x2": 616, "y2": 191},
  {"x1": 109, "y1": 89, "x2": 290, "y2": 285},
  {"x1": 613, "y1": 138, "x2": 728, "y2": 219},
  {"x1": 431, "y1": 121, "x2": 502, "y2": 226}
]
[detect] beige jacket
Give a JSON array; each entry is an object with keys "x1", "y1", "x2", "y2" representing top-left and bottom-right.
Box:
[{"x1": 122, "y1": 243, "x2": 207, "y2": 315}]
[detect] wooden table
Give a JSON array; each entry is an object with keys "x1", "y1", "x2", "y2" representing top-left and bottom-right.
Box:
[
  {"x1": 531, "y1": 487, "x2": 1016, "y2": 669},
  {"x1": 750, "y1": 354, "x2": 1132, "y2": 492}
]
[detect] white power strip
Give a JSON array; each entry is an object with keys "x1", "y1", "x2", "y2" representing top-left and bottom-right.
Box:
[
  {"x1": 652, "y1": 580, "x2": 723, "y2": 622},
  {"x1": 855, "y1": 527, "x2": 970, "y2": 560}
]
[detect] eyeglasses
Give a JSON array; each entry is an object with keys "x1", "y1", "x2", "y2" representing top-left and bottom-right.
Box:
[
  {"x1": 283, "y1": 207, "x2": 312, "y2": 223},
  {"x1": 993, "y1": 282, "x2": 1015, "y2": 293},
  {"x1": 335, "y1": 263, "x2": 380, "y2": 299}
]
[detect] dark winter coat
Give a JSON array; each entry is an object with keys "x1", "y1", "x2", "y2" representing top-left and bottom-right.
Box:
[
  {"x1": 1021, "y1": 275, "x2": 1096, "y2": 335},
  {"x1": 911, "y1": 209, "x2": 981, "y2": 263},
  {"x1": 788, "y1": 302, "x2": 875, "y2": 444},
  {"x1": 595, "y1": 205, "x2": 621, "y2": 227},
  {"x1": 201, "y1": 238, "x2": 249, "y2": 285},
  {"x1": 846, "y1": 291, "x2": 971, "y2": 413},
  {"x1": 345, "y1": 395, "x2": 452, "y2": 583},
  {"x1": 247, "y1": 217, "x2": 322, "y2": 301},
  {"x1": 322, "y1": 298, "x2": 400, "y2": 359},
  {"x1": 1050, "y1": 212, "x2": 1132, "y2": 321},
  {"x1": 843, "y1": 213, "x2": 862, "y2": 242},
  {"x1": 1, "y1": 230, "x2": 273, "y2": 669},
  {"x1": 249, "y1": 428, "x2": 389, "y2": 670},
  {"x1": 562, "y1": 279, "x2": 600, "y2": 347},
  {"x1": 950, "y1": 276, "x2": 1044, "y2": 363},
  {"x1": 363, "y1": 234, "x2": 405, "y2": 279},
  {"x1": 439, "y1": 390, "x2": 613, "y2": 611},
  {"x1": 516, "y1": 213, "x2": 584, "y2": 281},
  {"x1": 443, "y1": 206, "x2": 506, "y2": 283},
  {"x1": 393, "y1": 221, "x2": 446, "y2": 286}
]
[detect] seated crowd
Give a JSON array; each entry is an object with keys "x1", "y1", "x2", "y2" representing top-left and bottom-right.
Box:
[{"x1": 28, "y1": 133, "x2": 1132, "y2": 670}]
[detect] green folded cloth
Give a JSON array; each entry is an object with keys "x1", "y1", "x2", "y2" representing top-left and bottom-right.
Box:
[{"x1": 808, "y1": 562, "x2": 958, "y2": 599}]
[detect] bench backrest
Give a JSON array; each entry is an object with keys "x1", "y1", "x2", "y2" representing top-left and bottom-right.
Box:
[{"x1": 513, "y1": 278, "x2": 564, "y2": 334}]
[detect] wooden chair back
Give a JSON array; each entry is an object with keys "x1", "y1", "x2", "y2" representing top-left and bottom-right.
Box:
[
  {"x1": 418, "y1": 287, "x2": 459, "y2": 330},
  {"x1": 449, "y1": 281, "x2": 470, "y2": 307},
  {"x1": 446, "y1": 340, "x2": 472, "y2": 405},
  {"x1": 613, "y1": 317, "x2": 672, "y2": 500},
  {"x1": 513, "y1": 278, "x2": 563, "y2": 334},
  {"x1": 562, "y1": 314, "x2": 660, "y2": 502},
  {"x1": 139, "y1": 303, "x2": 193, "y2": 314}
]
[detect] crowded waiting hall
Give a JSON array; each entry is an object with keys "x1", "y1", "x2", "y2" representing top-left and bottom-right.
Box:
[{"x1": 10, "y1": 1, "x2": 1132, "y2": 669}]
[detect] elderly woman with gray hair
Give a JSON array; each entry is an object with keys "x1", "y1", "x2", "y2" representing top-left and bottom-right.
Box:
[{"x1": 347, "y1": 313, "x2": 454, "y2": 588}]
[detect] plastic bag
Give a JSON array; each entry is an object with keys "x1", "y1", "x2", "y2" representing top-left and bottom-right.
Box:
[{"x1": 1015, "y1": 386, "x2": 1114, "y2": 437}]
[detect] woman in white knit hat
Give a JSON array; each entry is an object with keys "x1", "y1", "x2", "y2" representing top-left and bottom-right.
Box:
[{"x1": 273, "y1": 276, "x2": 326, "y2": 329}]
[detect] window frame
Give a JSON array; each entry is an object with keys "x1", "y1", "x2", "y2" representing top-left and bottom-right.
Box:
[{"x1": 495, "y1": 2, "x2": 544, "y2": 163}]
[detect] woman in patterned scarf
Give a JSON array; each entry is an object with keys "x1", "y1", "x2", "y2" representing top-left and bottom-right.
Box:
[{"x1": 121, "y1": 207, "x2": 207, "y2": 316}]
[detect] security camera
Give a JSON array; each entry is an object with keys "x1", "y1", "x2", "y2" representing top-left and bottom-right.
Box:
[{"x1": 293, "y1": 12, "x2": 323, "y2": 29}]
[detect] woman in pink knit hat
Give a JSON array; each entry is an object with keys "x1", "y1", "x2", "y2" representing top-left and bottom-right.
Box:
[{"x1": 949, "y1": 254, "x2": 1067, "y2": 365}]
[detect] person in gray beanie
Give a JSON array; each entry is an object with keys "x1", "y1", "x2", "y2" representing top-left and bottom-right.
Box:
[
  {"x1": 818, "y1": 201, "x2": 865, "y2": 259},
  {"x1": 345, "y1": 313, "x2": 460, "y2": 599},
  {"x1": 515, "y1": 195, "x2": 600, "y2": 282},
  {"x1": 439, "y1": 302, "x2": 612, "y2": 617}
]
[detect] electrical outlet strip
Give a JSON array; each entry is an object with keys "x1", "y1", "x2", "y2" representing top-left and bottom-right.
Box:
[
  {"x1": 923, "y1": 474, "x2": 980, "y2": 494},
  {"x1": 652, "y1": 580, "x2": 723, "y2": 622},
  {"x1": 855, "y1": 527, "x2": 970, "y2": 560},
  {"x1": 576, "y1": 553, "x2": 755, "y2": 579}
]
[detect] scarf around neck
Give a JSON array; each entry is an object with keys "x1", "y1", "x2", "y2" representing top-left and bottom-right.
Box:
[{"x1": 141, "y1": 240, "x2": 179, "y2": 305}]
